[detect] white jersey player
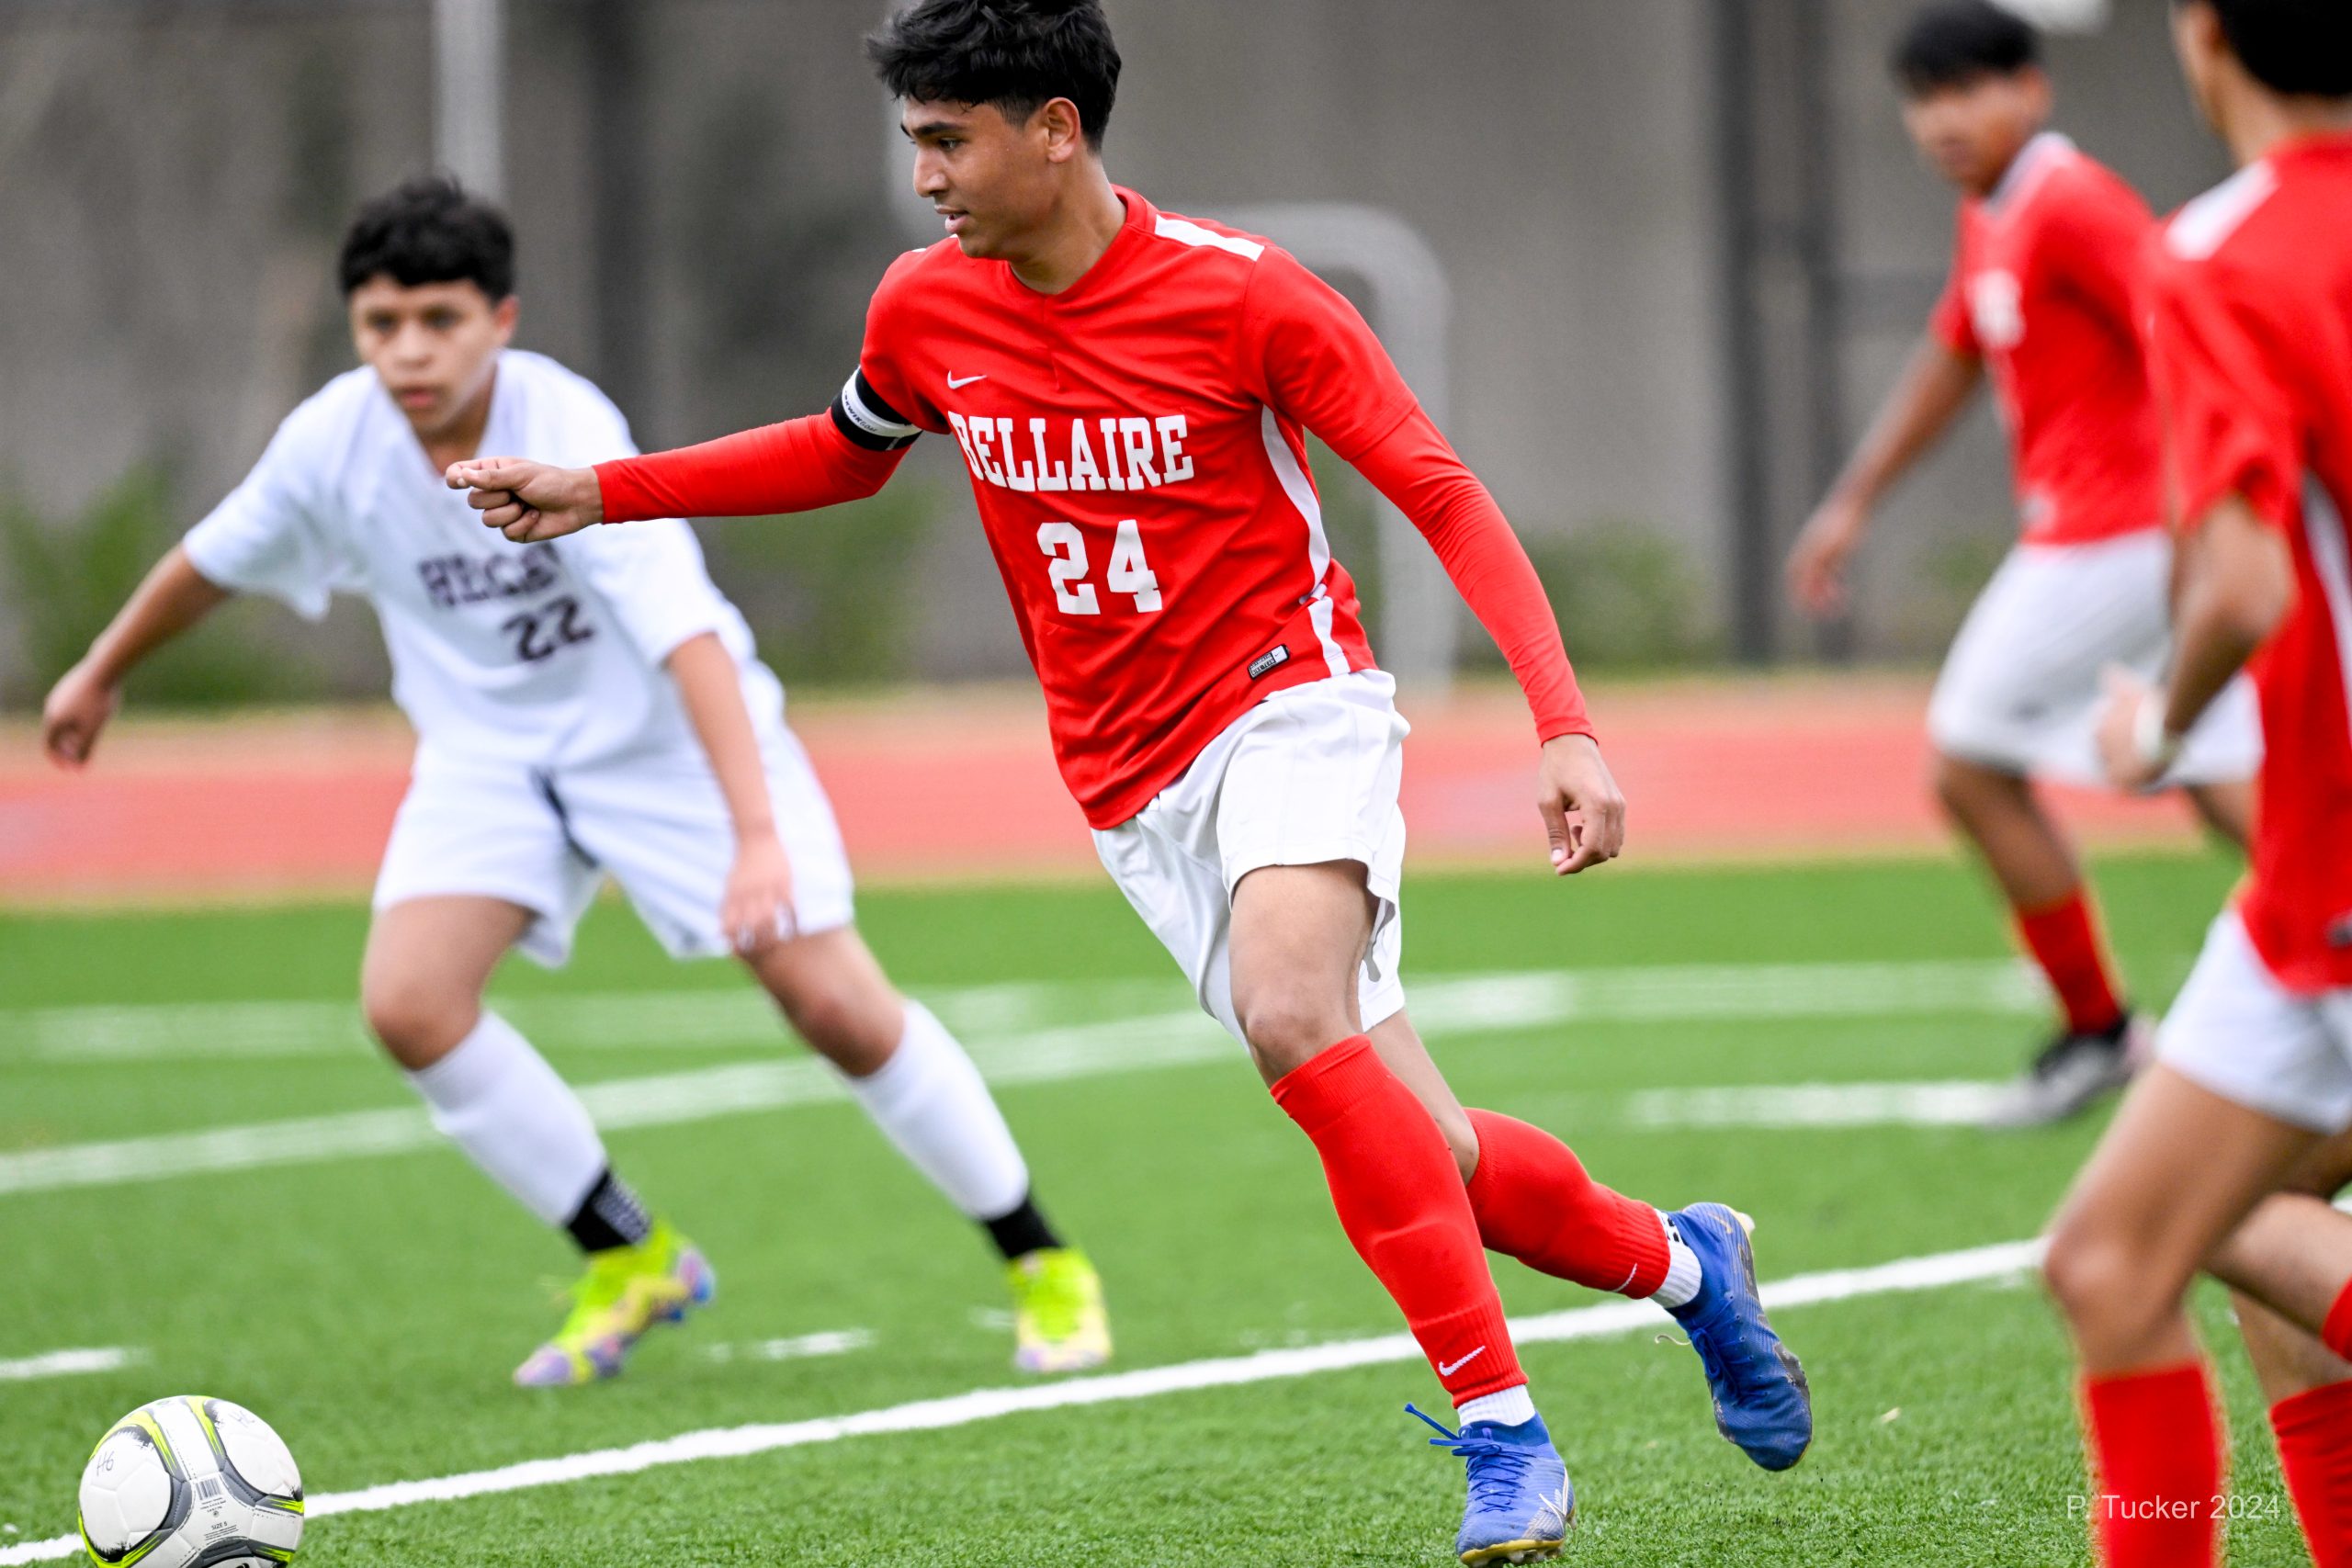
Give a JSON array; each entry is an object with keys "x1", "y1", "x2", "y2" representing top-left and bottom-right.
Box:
[{"x1": 39, "y1": 177, "x2": 1108, "y2": 1385}]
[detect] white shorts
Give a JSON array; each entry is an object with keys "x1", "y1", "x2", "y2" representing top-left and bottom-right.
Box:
[
  {"x1": 2158, "y1": 910, "x2": 2352, "y2": 1133},
  {"x1": 1091, "y1": 671, "x2": 1409, "y2": 1044},
  {"x1": 374, "y1": 729, "x2": 855, "y2": 967},
  {"x1": 1928, "y1": 532, "x2": 2262, "y2": 787}
]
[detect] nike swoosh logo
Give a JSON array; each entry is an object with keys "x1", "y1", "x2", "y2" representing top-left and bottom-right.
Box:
[
  {"x1": 1437, "y1": 1347, "x2": 1486, "y2": 1378},
  {"x1": 946, "y1": 373, "x2": 988, "y2": 389}
]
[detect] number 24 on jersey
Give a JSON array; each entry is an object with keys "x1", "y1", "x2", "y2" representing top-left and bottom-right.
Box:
[{"x1": 1036, "y1": 519, "x2": 1161, "y2": 615}]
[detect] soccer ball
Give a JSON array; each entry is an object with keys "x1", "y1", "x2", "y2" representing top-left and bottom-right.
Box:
[{"x1": 77, "y1": 1397, "x2": 303, "y2": 1567}]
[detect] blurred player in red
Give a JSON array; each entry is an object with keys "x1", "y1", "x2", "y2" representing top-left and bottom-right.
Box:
[
  {"x1": 452, "y1": 0, "x2": 1812, "y2": 1557},
  {"x1": 2040, "y1": 0, "x2": 2352, "y2": 1562},
  {"x1": 1787, "y1": 0, "x2": 2262, "y2": 1128}
]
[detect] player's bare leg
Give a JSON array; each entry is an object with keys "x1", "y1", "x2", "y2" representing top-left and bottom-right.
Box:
[
  {"x1": 1934, "y1": 751, "x2": 2141, "y2": 1127},
  {"x1": 2236, "y1": 1292, "x2": 2352, "y2": 1407},
  {"x1": 2043, "y1": 1065, "x2": 2316, "y2": 1563},
  {"x1": 2047, "y1": 1066, "x2": 2310, "y2": 1370},
  {"x1": 2209, "y1": 1125, "x2": 2352, "y2": 1343},
  {"x1": 738, "y1": 925, "x2": 1107, "y2": 1372},
  {"x1": 1232, "y1": 861, "x2": 1571, "y2": 1562},
  {"x1": 1366, "y1": 1007, "x2": 1812, "y2": 1471},
  {"x1": 360, "y1": 896, "x2": 531, "y2": 1072},
  {"x1": 363, "y1": 896, "x2": 711, "y2": 1385},
  {"x1": 2234, "y1": 1294, "x2": 2352, "y2": 1567},
  {"x1": 2205, "y1": 1132, "x2": 2352, "y2": 1562},
  {"x1": 738, "y1": 925, "x2": 905, "y2": 1078},
  {"x1": 1228, "y1": 861, "x2": 1378, "y2": 1085},
  {"x1": 1364, "y1": 1012, "x2": 1480, "y2": 1181},
  {"x1": 2184, "y1": 777, "x2": 2255, "y2": 852}
]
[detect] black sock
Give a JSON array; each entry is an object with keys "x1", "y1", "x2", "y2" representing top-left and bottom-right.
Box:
[
  {"x1": 565, "y1": 1167, "x2": 654, "y2": 1253},
  {"x1": 982, "y1": 1191, "x2": 1061, "y2": 1261}
]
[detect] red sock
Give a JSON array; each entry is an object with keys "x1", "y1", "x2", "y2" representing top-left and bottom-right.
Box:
[
  {"x1": 1464, "y1": 1110, "x2": 1670, "y2": 1296},
  {"x1": 1272, "y1": 1037, "x2": 1524, "y2": 1404},
  {"x1": 2274, "y1": 1382, "x2": 2352, "y2": 1568},
  {"x1": 2081, "y1": 1361, "x2": 2224, "y2": 1567},
  {"x1": 2322, "y1": 1279, "x2": 2352, "y2": 1361},
  {"x1": 2018, "y1": 888, "x2": 2128, "y2": 1036}
]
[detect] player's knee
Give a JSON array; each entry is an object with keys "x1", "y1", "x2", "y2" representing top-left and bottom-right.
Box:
[
  {"x1": 1932, "y1": 750, "x2": 2025, "y2": 821},
  {"x1": 360, "y1": 977, "x2": 477, "y2": 1069},
  {"x1": 776, "y1": 976, "x2": 900, "y2": 1076},
  {"x1": 1235, "y1": 986, "x2": 1354, "y2": 1077},
  {"x1": 1930, "y1": 751, "x2": 1984, "y2": 816},
  {"x1": 2041, "y1": 1224, "x2": 2143, "y2": 1329}
]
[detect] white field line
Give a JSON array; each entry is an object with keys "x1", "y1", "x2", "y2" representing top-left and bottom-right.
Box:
[
  {"x1": 0, "y1": 959, "x2": 2048, "y2": 1066},
  {"x1": 0, "y1": 1347, "x2": 141, "y2": 1382},
  {"x1": 0, "y1": 979, "x2": 1148, "y2": 1066},
  {"x1": 0, "y1": 1011, "x2": 1227, "y2": 1199},
  {"x1": 0, "y1": 1235, "x2": 2043, "y2": 1565},
  {"x1": 1627, "y1": 1079, "x2": 2009, "y2": 1129},
  {"x1": 703, "y1": 1329, "x2": 876, "y2": 1365},
  {"x1": 0, "y1": 960, "x2": 2054, "y2": 1200}
]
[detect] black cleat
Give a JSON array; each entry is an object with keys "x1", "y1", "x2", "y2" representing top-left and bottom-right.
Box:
[{"x1": 1979, "y1": 1014, "x2": 2150, "y2": 1130}]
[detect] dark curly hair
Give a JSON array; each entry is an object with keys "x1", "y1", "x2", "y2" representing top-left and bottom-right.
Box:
[
  {"x1": 336, "y1": 176, "x2": 515, "y2": 300},
  {"x1": 867, "y1": 0, "x2": 1122, "y2": 150},
  {"x1": 1890, "y1": 0, "x2": 2041, "y2": 96},
  {"x1": 2189, "y1": 0, "x2": 2352, "y2": 97}
]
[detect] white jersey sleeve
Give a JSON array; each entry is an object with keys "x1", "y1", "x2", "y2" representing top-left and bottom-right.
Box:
[
  {"x1": 561, "y1": 523, "x2": 737, "y2": 667},
  {"x1": 534, "y1": 382, "x2": 735, "y2": 668},
  {"x1": 181, "y1": 396, "x2": 356, "y2": 619}
]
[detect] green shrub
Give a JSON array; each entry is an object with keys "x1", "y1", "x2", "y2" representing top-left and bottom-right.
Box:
[
  {"x1": 698, "y1": 483, "x2": 940, "y2": 686},
  {"x1": 1511, "y1": 520, "x2": 1715, "y2": 671},
  {"x1": 0, "y1": 467, "x2": 322, "y2": 708}
]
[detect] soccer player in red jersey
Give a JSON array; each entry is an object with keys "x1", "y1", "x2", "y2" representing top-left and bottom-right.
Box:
[
  {"x1": 450, "y1": 0, "x2": 1811, "y2": 1557},
  {"x1": 1786, "y1": 0, "x2": 2263, "y2": 1129},
  {"x1": 2039, "y1": 1, "x2": 2352, "y2": 1562}
]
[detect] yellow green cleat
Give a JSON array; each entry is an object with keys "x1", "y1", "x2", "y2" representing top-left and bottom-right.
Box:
[
  {"x1": 513, "y1": 1222, "x2": 716, "y2": 1387},
  {"x1": 1007, "y1": 1247, "x2": 1111, "y2": 1374}
]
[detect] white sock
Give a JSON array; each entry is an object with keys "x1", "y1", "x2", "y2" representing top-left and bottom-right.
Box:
[
  {"x1": 1652, "y1": 1214, "x2": 1703, "y2": 1310},
  {"x1": 840, "y1": 1000, "x2": 1031, "y2": 1221},
  {"x1": 407, "y1": 1011, "x2": 605, "y2": 1227},
  {"x1": 1457, "y1": 1384, "x2": 1538, "y2": 1428}
]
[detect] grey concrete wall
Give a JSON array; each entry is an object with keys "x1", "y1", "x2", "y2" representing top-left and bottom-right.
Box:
[{"x1": 0, "y1": 0, "x2": 2235, "y2": 700}]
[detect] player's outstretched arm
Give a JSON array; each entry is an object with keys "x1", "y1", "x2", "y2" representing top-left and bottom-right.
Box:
[
  {"x1": 446, "y1": 458, "x2": 605, "y2": 542},
  {"x1": 454, "y1": 413, "x2": 910, "y2": 543},
  {"x1": 1244, "y1": 250, "x2": 1622, "y2": 871},
  {"x1": 42, "y1": 546, "x2": 231, "y2": 768},
  {"x1": 1786, "y1": 335, "x2": 1981, "y2": 619}
]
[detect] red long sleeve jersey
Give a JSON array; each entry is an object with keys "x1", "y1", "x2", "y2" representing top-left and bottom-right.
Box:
[
  {"x1": 601, "y1": 188, "x2": 1590, "y2": 828},
  {"x1": 1928, "y1": 133, "x2": 2165, "y2": 547},
  {"x1": 2145, "y1": 133, "x2": 2352, "y2": 994}
]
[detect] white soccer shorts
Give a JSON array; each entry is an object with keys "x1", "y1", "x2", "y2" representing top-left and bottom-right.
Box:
[
  {"x1": 1928, "y1": 531, "x2": 2262, "y2": 787},
  {"x1": 1091, "y1": 671, "x2": 1409, "y2": 1045},
  {"x1": 374, "y1": 728, "x2": 855, "y2": 966},
  {"x1": 2158, "y1": 909, "x2": 2352, "y2": 1134}
]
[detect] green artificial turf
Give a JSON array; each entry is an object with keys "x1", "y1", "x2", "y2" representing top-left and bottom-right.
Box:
[{"x1": 3, "y1": 849, "x2": 2314, "y2": 1564}]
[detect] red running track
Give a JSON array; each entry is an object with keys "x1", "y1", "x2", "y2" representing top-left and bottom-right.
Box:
[{"x1": 0, "y1": 675, "x2": 2216, "y2": 905}]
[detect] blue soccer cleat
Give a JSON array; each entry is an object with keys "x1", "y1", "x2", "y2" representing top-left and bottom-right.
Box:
[
  {"x1": 1665, "y1": 1202, "x2": 1813, "y2": 1470},
  {"x1": 1408, "y1": 1404, "x2": 1574, "y2": 1564}
]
